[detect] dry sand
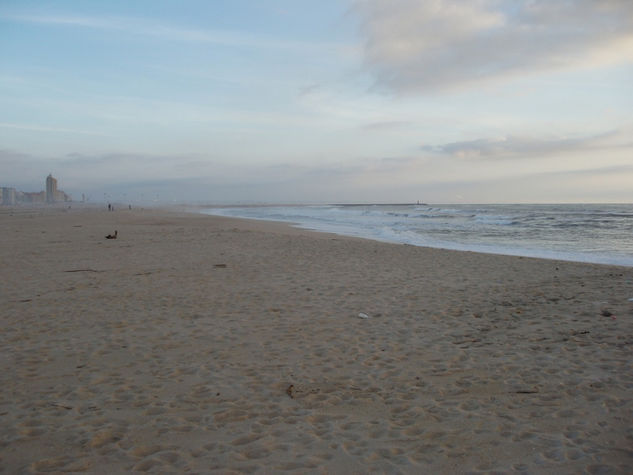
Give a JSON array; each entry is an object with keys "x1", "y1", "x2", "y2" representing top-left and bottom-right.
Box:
[{"x1": 1, "y1": 205, "x2": 632, "y2": 474}]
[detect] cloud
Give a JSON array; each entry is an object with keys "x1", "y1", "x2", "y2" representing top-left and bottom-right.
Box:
[
  {"x1": 0, "y1": 148, "x2": 364, "y2": 202},
  {"x1": 353, "y1": 0, "x2": 633, "y2": 93},
  {"x1": 2, "y1": 12, "x2": 336, "y2": 52},
  {"x1": 2, "y1": 147, "x2": 631, "y2": 204},
  {"x1": 422, "y1": 130, "x2": 632, "y2": 159},
  {"x1": 0, "y1": 122, "x2": 108, "y2": 136},
  {"x1": 3, "y1": 127, "x2": 632, "y2": 203},
  {"x1": 361, "y1": 120, "x2": 413, "y2": 131},
  {"x1": 0, "y1": 150, "x2": 185, "y2": 190}
]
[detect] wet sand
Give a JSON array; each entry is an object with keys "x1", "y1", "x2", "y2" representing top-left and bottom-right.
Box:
[{"x1": 1, "y1": 205, "x2": 632, "y2": 473}]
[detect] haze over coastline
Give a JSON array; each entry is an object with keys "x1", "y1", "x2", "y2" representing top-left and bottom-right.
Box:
[
  {"x1": 1, "y1": 1, "x2": 633, "y2": 204},
  {"x1": 4, "y1": 3, "x2": 633, "y2": 473}
]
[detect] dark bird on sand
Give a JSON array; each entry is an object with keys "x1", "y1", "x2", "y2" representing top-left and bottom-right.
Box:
[{"x1": 106, "y1": 230, "x2": 118, "y2": 239}]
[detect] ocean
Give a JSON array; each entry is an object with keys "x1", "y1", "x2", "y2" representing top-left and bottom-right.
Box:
[{"x1": 201, "y1": 203, "x2": 633, "y2": 267}]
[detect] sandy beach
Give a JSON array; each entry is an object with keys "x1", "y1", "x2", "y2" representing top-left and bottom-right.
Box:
[{"x1": 1, "y1": 205, "x2": 632, "y2": 474}]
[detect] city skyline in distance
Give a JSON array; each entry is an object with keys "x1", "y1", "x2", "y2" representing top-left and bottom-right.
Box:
[{"x1": 0, "y1": 173, "x2": 71, "y2": 205}]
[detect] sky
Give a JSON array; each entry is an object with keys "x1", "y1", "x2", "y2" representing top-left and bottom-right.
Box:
[{"x1": 1, "y1": 0, "x2": 632, "y2": 204}]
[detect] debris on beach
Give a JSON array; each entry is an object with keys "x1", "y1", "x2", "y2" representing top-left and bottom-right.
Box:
[
  {"x1": 286, "y1": 384, "x2": 295, "y2": 399},
  {"x1": 64, "y1": 269, "x2": 102, "y2": 273},
  {"x1": 358, "y1": 312, "x2": 370, "y2": 319}
]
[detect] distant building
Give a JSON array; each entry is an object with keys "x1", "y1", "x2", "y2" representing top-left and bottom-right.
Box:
[
  {"x1": 23, "y1": 191, "x2": 46, "y2": 203},
  {"x1": 1, "y1": 187, "x2": 16, "y2": 205},
  {"x1": 44, "y1": 174, "x2": 71, "y2": 203},
  {"x1": 46, "y1": 174, "x2": 57, "y2": 203},
  {"x1": 0, "y1": 175, "x2": 70, "y2": 205}
]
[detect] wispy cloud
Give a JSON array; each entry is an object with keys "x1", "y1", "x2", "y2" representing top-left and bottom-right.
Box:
[
  {"x1": 422, "y1": 130, "x2": 633, "y2": 159},
  {"x1": 0, "y1": 148, "x2": 349, "y2": 189},
  {"x1": 361, "y1": 120, "x2": 413, "y2": 131},
  {"x1": 3, "y1": 142, "x2": 632, "y2": 203},
  {"x1": 353, "y1": 0, "x2": 633, "y2": 93},
  {"x1": 0, "y1": 122, "x2": 108, "y2": 136},
  {"x1": 2, "y1": 12, "x2": 339, "y2": 52}
]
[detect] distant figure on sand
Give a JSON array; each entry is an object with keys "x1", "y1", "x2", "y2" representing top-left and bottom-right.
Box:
[{"x1": 105, "y1": 230, "x2": 118, "y2": 239}]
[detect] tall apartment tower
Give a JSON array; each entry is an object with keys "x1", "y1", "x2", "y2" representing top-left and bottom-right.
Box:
[
  {"x1": 1, "y1": 187, "x2": 16, "y2": 205},
  {"x1": 46, "y1": 174, "x2": 58, "y2": 203}
]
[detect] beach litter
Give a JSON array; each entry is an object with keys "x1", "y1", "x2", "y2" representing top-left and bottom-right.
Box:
[
  {"x1": 286, "y1": 385, "x2": 295, "y2": 399},
  {"x1": 358, "y1": 313, "x2": 370, "y2": 319}
]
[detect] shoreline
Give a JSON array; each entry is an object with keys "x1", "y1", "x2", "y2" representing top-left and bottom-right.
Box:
[
  {"x1": 4, "y1": 201, "x2": 632, "y2": 269},
  {"x1": 197, "y1": 206, "x2": 633, "y2": 269},
  {"x1": 2, "y1": 206, "x2": 632, "y2": 473}
]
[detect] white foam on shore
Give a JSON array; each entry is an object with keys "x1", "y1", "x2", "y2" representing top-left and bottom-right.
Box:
[{"x1": 201, "y1": 205, "x2": 633, "y2": 267}]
